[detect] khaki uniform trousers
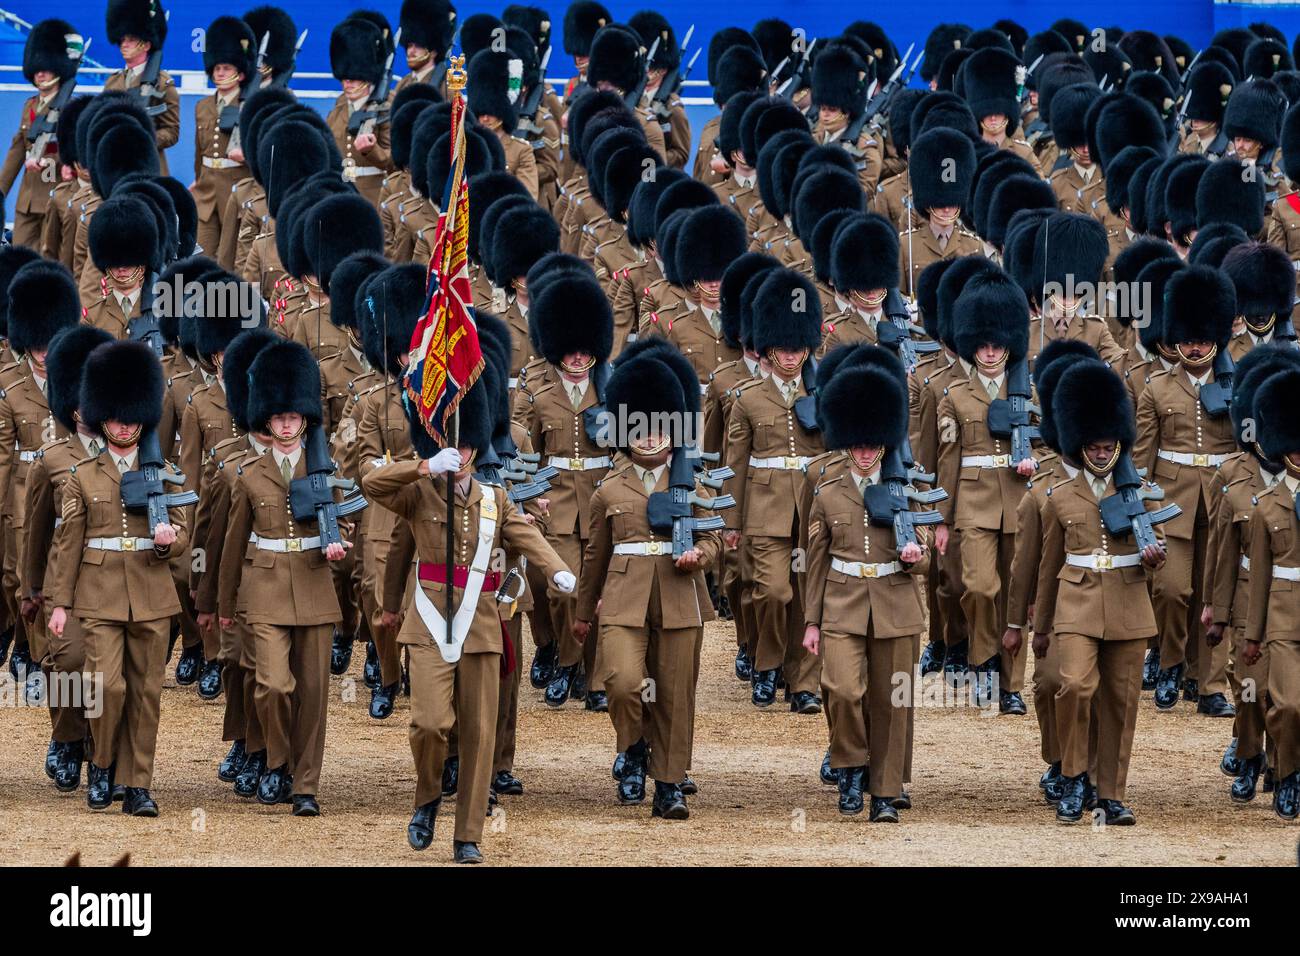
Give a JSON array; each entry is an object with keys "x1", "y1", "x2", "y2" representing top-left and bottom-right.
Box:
[
  {"x1": 251, "y1": 623, "x2": 332, "y2": 795},
  {"x1": 1228, "y1": 626, "x2": 1269, "y2": 761},
  {"x1": 221, "y1": 613, "x2": 264, "y2": 752},
  {"x1": 82, "y1": 617, "x2": 170, "y2": 788},
  {"x1": 1054, "y1": 633, "x2": 1146, "y2": 800},
  {"x1": 960, "y1": 528, "x2": 1025, "y2": 690},
  {"x1": 547, "y1": 532, "x2": 601, "y2": 690},
  {"x1": 4, "y1": 518, "x2": 25, "y2": 651},
  {"x1": 1152, "y1": 501, "x2": 1230, "y2": 695},
  {"x1": 1265, "y1": 641, "x2": 1300, "y2": 778},
  {"x1": 40, "y1": 603, "x2": 89, "y2": 745},
  {"x1": 821, "y1": 622, "x2": 915, "y2": 799},
  {"x1": 1033, "y1": 643, "x2": 1063, "y2": 764},
  {"x1": 749, "y1": 534, "x2": 818, "y2": 693},
  {"x1": 599, "y1": 574, "x2": 702, "y2": 783},
  {"x1": 936, "y1": 527, "x2": 969, "y2": 651},
  {"x1": 11, "y1": 208, "x2": 44, "y2": 249},
  {"x1": 408, "y1": 643, "x2": 500, "y2": 843},
  {"x1": 494, "y1": 615, "x2": 522, "y2": 775},
  {"x1": 363, "y1": 505, "x2": 404, "y2": 686}
]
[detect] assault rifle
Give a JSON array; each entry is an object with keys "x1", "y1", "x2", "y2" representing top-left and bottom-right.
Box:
[
  {"x1": 347, "y1": 28, "x2": 400, "y2": 135},
  {"x1": 288, "y1": 425, "x2": 369, "y2": 551},
  {"x1": 268, "y1": 29, "x2": 309, "y2": 89},
  {"x1": 775, "y1": 38, "x2": 817, "y2": 98},
  {"x1": 650, "y1": 25, "x2": 700, "y2": 120},
  {"x1": 986, "y1": 358, "x2": 1039, "y2": 463},
  {"x1": 1197, "y1": 350, "x2": 1235, "y2": 417},
  {"x1": 856, "y1": 42, "x2": 915, "y2": 134},
  {"x1": 120, "y1": 428, "x2": 198, "y2": 531},
  {"x1": 647, "y1": 444, "x2": 735, "y2": 558},
  {"x1": 625, "y1": 36, "x2": 661, "y2": 110},
  {"x1": 874, "y1": 287, "x2": 939, "y2": 373},
  {"x1": 1099, "y1": 452, "x2": 1181, "y2": 552},
  {"x1": 218, "y1": 32, "x2": 269, "y2": 132},
  {"x1": 861, "y1": 446, "x2": 947, "y2": 552},
  {"x1": 136, "y1": 13, "x2": 171, "y2": 118},
  {"x1": 514, "y1": 45, "x2": 554, "y2": 139}
]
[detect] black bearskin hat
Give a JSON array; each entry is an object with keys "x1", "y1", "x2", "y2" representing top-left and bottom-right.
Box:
[
  {"x1": 7, "y1": 261, "x2": 79, "y2": 356},
  {"x1": 490, "y1": 203, "x2": 559, "y2": 286},
  {"x1": 296, "y1": 193, "x2": 385, "y2": 293},
  {"x1": 400, "y1": 0, "x2": 456, "y2": 57},
  {"x1": 830, "y1": 214, "x2": 898, "y2": 294},
  {"x1": 1221, "y1": 242, "x2": 1295, "y2": 324},
  {"x1": 1195, "y1": 157, "x2": 1265, "y2": 235},
  {"x1": 222, "y1": 328, "x2": 280, "y2": 434},
  {"x1": 46, "y1": 325, "x2": 113, "y2": 433},
  {"x1": 243, "y1": 7, "x2": 298, "y2": 79},
  {"x1": 246, "y1": 339, "x2": 322, "y2": 430},
  {"x1": 720, "y1": 253, "x2": 780, "y2": 350},
  {"x1": 587, "y1": 25, "x2": 643, "y2": 94},
  {"x1": 1105, "y1": 145, "x2": 1159, "y2": 216},
  {"x1": 80, "y1": 340, "x2": 164, "y2": 433},
  {"x1": 953, "y1": 268, "x2": 1029, "y2": 364},
  {"x1": 1164, "y1": 155, "x2": 1211, "y2": 243},
  {"x1": 820, "y1": 352, "x2": 909, "y2": 451},
  {"x1": 750, "y1": 268, "x2": 823, "y2": 355},
  {"x1": 909, "y1": 128, "x2": 976, "y2": 212},
  {"x1": 88, "y1": 195, "x2": 160, "y2": 273},
  {"x1": 563, "y1": 1, "x2": 611, "y2": 57},
  {"x1": 1162, "y1": 265, "x2": 1236, "y2": 349},
  {"x1": 1094, "y1": 94, "x2": 1167, "y2": 173},
  {"x1": 533, "y1": 272, "x2": 613, "y2": 365},
  {"x1": 359, "y1": 264, "x2": 425, "y2": 378},
  {"x1": 963, "y1": 47, "x2": 1021, "y2": 124},
  {"x1": 1032, "y1": 211, "x2": 1109, "y2": 293},
  {"x1": 329, "y1": 250, "x2": 388, "y2": 334},
  {"x1": 204, "y1": 15, "x2": 257, "y2": 78},
  {"x1": 1033, "y1": 339, "x2": 1101, "y2": 452},
  {"x1": 330, "y1": 16, "x2": 388, "y2": 88},
  {"x1": 106, "y1": 0, "x2": 167, "y2": 49},
  {"x1": 1053, "y1": 359, "x2": 1136, "y2": 455},
  {"x1": 23, "y1": 19, "x2": 83, "y2": 84},
  {"x1": 468, "y1": 49, "x2": 525, "y2": 133},
  {"x1": 1223, "y1": 79, "x2": 1286, "y2": 151},
  {"x1": 676, "y1": 205, "x2": 747, "y2": 287},
  {"x1": 811, "y1": 44, "x2": 869, "y2": 117},
  {"x1": 1231, "y1": 344, "x2": 1300, "y2": 455},
  {"x1": 921, "y1": 24, "x2": 972, "y2": 83},
  {"x1": 1256, "y1": 368, "x2": 1300, "y2": 461}
]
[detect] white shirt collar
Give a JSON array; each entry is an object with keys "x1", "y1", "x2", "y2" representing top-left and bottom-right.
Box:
[
  {"x1": 272, "y1": 446, "x2": 302, "y2": 472},
  {"x1": 78, "y1": 432, "x2": 102, "y2": 459},
  {"x1": 1187, "y1": 368, "x2": 1211, "y2": 388},
  {"x1": 977, "y1": 372, "x2": 1004, "y2": 394},
  {"x1": 1061, "y1": 461, "x2": 1080, "y2": 479},
  {"x1": 112, "y1": 447, "x2": 138, "y2": 471},
  {"x1": 633, "y1": 462, "x2": 666, "y2": 486}
]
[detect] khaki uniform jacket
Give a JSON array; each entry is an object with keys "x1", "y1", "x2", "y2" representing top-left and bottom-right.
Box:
[
  {"x1": 692, "y1": 114, "x2": 727, "y2": 186},
  {"x1": 291, "y1": 300, "x2": 345, "y2": 361},
  {"x1": 191, "y1": 93, "x2": 246, "y2": 221},
  {"x1": 194, "y1": 437, "x2": 256, "y2": 614},
  {"x1": 318, "y1": 346, "x2": 370, "y2": 440},
  {"x1": 521, "y1": 376, "x2": 612, "y2": 537},
  {"x1": 41, "y1": 178, "x2": 80, "y2": 270},
  {"x1": 0, "y1": 94, "x2": 56, "y2": 215},
  {"x1": 1005, "y1": 454, "x2": 1064, "y2": 628},
  {"x1": 406, "y1": 197, "x2": 439, "y2": 267},
  {"x1": 1133, "y1": 368, "x2": 1237, "y2": 539},
  {"x1": 21, "y1": 437, "x2": 84, "y2": 597},
  {"x1": 644, "y1": 93, "x2": 691, "y2": 170},
  {"x1": 324, "y1": 92, "x2": 394, "y2": 198},
  {"x1": 217, "y1": 450, "x2": 344, "y2": 625},
  {"x1": 69, "y1": 180, "x2": 101, "y2": 288},
  {"x1": 1208, "y1": 453, "x2": 1272, "y2": 629},
  {"x1": 702, "y1": 358, "x2": 756, "y2": 456},
  {"x1": 364, "y1": 461, "x2": 567, "y2": 654},
  {"x1": 936, "y1": 374, "x2": 1034, "y2": 532},
  {"x1": 711, "y1": 174, "x2": 757, "y2": 222},
  {"x1": 723, "y1": 376, "x2": 823, "y2": 536},
  {"x1": 0, "y1": 365, "x2": 57, "y2": 527},
  {"x1": 818, "y1": 307, "x2": 881, "y2": 358},
  {"x1": 515, "y1": 106, "x2": 562, "y2": 211},
  {"x1": 102, "y1": 68, "x2": 180, "y2": 175},
  {"x1": 1026, "y1": 312, "x2": 1126, "y2": 372},
  {"x1": 872, "y1": 171, "x2": 920, "y2": 232},
  {"x1": 910, "y1": 354, "x2": 965, "y2": 474},
  {"x1": 1033, "y1": 471, "x2": 1158, "y2": 640},
  {"x1": 804, "y1": 473, "x2": 930, "y2": 637},
  {"x1": 495, "y1": 127, "x2": 539, "y2": 199},
  {"x1": 575, "y1": 462, "x2": 721, "y2": 627},
  {"x1": 1245, "y1": 482, "x2": 1300, "y2": 644},
  {"x1": 47, "y1": 452, "x2": 189, "y2": 621},
  {"x1": 811, "y1": 118, "x2": 883, "y2": 194},
  {"x1": 1049, "y1": 162, "x2": 1104, "y2": 217},
  {"x1": 179, "y1": 381, "x2": 238, "y2": 496},
  {"x1": 639, "y1": 300, "x2": 740, "y2": 385},
  {"x1": 497, "y1": 297, "x2": 535, "y2": 380},
  {"x1": 380, "y1": 169, "x2": 412, "y2": 261},
  {"x1": 81, "y1": 288, "x2": 142, "y2": 338},
  {"x1": 1265, "y1": 190, "x2": 1300, "y2": 324},
  {"x1": 225, "y1": 181, "x2": 266, "y2": 274},
  {"x1": 898, "y1": 224, "x2": 983, "y2": 300}
]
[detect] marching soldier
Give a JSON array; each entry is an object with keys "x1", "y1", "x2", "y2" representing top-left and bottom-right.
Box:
[
  {"x1": 1206, "y1": 345, "x2": 1300, "y2": 803},
  {"x1": 723, "y1": 267, "x2": 825, "y2": 710},
  {"x1": 1178, "y1": 61, "x2": 1234, "y2": 159},
  {"x1": 871, "y1": 90, "x2": 924, "y2": 232},
  {"x1": 1043, "y1": 83, "x2": 1104, "y2": 216},
  {"x1": 366, "y1": 376, "x2": 574, "y2": 862},
  {"x1": 102, "y1": 0, "x2": 180, "y2": 175},
  {"x1": 965, "y1": 47, "x2": 1042, "y2": 175},
  {"x1": 630, "y1": 12, "x2": 691, "y2": 170},
  {"x1": 381, "y1": 85, "x2": 440, "y2": 262},
  {"x1": 520, "y1": 270, "x2": 615, "y2": 709},
  {"x1": 83, "y1": 195, "x2": 157, "y2": 339},
  {"x1": 1031, "y1": 359, "x2": 1166, "y2": 824},
  {"x1": 583, "y1": 24, "x2": 669, "y2": 158},
  {"x1": 695, "y1": 38, "x2": 766, "y2": 187},
  {"x1": 0, "y1": 262, "x2": 79, "y2": 698},
  {"x1": 23, "y1": 325, "x2": 113, "y2": 793},
  {"x1": 935, "y1": 268, "x2": 1036, "y2": 712},
  {"x1": 40, "y1": 94, "x2": 92, "y2": 271},
  {"x1": 326, "y1": 15, "x2": 394, "y2": 210},
  {"x1": 804, "y1": 349, "x2": 928, "y2": 822},
  {"x1": 193, "y1": 327, "x2": 277, "y2": 792},
  {"x1": 217, "y1": 340, "x2": 347, "y2": 814},
  {"x1": 809, "y1": 43, "x2": 883, "y2": 194},
  {"x1": 576, "y1": 341, "x2": 721, "y2": 818},
  {"x1": 1244, "y1": 365, "x2": 1300, "y2": 820},
  {"x1": 561, "y1": 1, "x2": 611, "y2": 105},
  {"x1": 710, "y1": 90, "x2": 762, "y2": 216},
  {"x1": 817, "y1": 214, "x2": 897, "y2": 356},
  {"x1": 1222, "y1": 242, "x2": 1296, "y2": 363},
  {"x1": 1134, "y1": 266, "x2": 1239, "y2": 713},
  {"x1": 395, "y1": 0, "x2": 456, "y2": 95},
  {"x1": 899, "y1": 128, "x2": 982, "y2": 297},
  {"x1": 47, "y1": 340, "x2": 188, "y2": 815},
  {"x1": 467, "y1": 49, "x2": 540, "y2": 199},
  {"x1": 2, "y1": 21, "x2": 84, "y2": 248},
  {"x1": 192, "y1": 17, "x2": 256, "y2": 258}
]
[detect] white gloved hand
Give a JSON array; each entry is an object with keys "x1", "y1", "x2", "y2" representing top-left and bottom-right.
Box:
[
  {"x1": 552, "y1": 570, "x2": 576, "y2": 593},
  {"x1": 426, "y1": 448, "x2": 463, "y2": 475}
]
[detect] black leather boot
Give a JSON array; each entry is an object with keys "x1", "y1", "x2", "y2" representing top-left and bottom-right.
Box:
[
  {"x1": 618, "y1": 740, "x2": 647, "y2": 804},
  {"x1": 441, "y1": 755, "x2": 459, "y2": 796},
  {"x1": 869, "y1": 796, "x2": 900, "y2": 822},
  {"x1": 1230, "y1": 754, "x2": 1266, "y2": 804},
  {"x1": 407, "y1": 800, "x2": 439, "y2": 850},
  {"x1": 86, "y1": 762, "x2": 112, "y2": 810},
  {"x1": 175, "y1": 642, "x2": 202, "y2": 685},
  {"x1": 918, "y1": 640, "x2": 946, "y2": 676},
  {"x1": 330, "y1": 629, "x2": 354, "y2": 675},
  {"x1": 197, "y1": 658, "x2": 223, "y2": 699},
  {"x1": 544, "y1": 663, "x2": 576, "y2": 707},
  {"x1": 820, "y1": 748, "x2": 836, "y2": 786},
  {"x1": 734, "y1": 646, "x2": 752, "y2": 682},
  {"x1": 1220, "y1": 737, "x2": 1241, "y2": 776},
  {"x1": 257, "y1": 764, "x2": 291, "y2": 805},
  {"x1": 45, "y1": 739, "x2": 63, "y2": 779},
  {"x1": 122, "y1": 787, "x2": 158, "y2": 817},
  {"x1": 54, "y1": 741, "x2": 84, "y2": 793},
  {"x1": 751, "y1": 668, "x2": 778, "y2": 707},
  {"x1": 1273, "y1": 770, "x2": 1300, "y2": 821},
  {"x1": 217, "y1": 740, "x2": 247, "y2": 782},
  {"x1": 370, "y1": 681, "x2": 399, "y2": 719},
  {"x1": 363, "y1": 640, "x2": 381, "y2": 689},
  {"x1": 234, "y1": 749, "x2": 266, "y2": 798},
  {"x1": 837, "y1": 766, "x2": 865, "y2": 815},
  {"x1": 529, "y1": 641, "x2": 558, "y2": 689},
  {"x1": 1141, "y1": 646, "x2": 1160, "y2": 690},
  {"x1": 1055, "y1": 773, "x2": 1089, "y2": 824},
  {"x1": 652, "y1": 780, "x2": 689, "y2": 819},
  {"x1": 1153, "y1": 663, "x2": 1184, "y2": 710}
]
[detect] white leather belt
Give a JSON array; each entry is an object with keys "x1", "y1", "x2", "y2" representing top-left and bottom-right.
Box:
[
  {"x1": 349, "y1": 165, "x2": 383, "y2": 177},
  {"x1": 507, "y1": 377, "x2": 519, "y2": 389},
  {"x1": 1273, "y1": 566, "x2": 1300, "y2": 582},
  {"x1": 699, "y1": 382, "x2": 709, "y2": 395},
  {"x1": 1157, "y1": 450, "x2": 1228, "y2": 467},
  {"x1": 613, "y1": 541, "x2": 672, "y2": 556},
  {"x1": 1241, "y1": 555, "x2": 1251, "y2": 572},
  {"x1": 1065, "y1": 552, "x2": 1142, "y2": 571},
  {"x1": 749, "y1": 455, "x2": 810, "y2": 470},
  {"x1": 86, "y1": 537, "x2": 154, "y2": 552},
  {"x1": 252, "y1": 534, "x2": 322, "y2": 552},
  {"x1": 202, "y1": 156, "x2": 243, "y2": 169},
  {"x1": 962, "y1": 454, "x2": 1013, "y2": 468},
  {"x1": 18, "y1": 450, "x2": 37, "y2": 462},
  {"x1": 546, "y1": 455, "x2": 611, "y2": 471},
  {"x1": 831, "y1": 557, "x2": 903, "y2": 578}
]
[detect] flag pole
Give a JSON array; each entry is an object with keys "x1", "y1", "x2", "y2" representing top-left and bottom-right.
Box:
[{"x1": 444, "y1": 57, "x2": 467, "y2": 642}]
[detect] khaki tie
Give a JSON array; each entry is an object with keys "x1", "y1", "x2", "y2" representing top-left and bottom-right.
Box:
[
  {"x1": 281, "y1": 457, "x2": 294, "y2": 484},
  {"x1": 938, "y1": 231, "x2": 949, "y2": 252},
  {"x1": 784, "y1": 381, "x2": 798, "y2": 407},
  {"x1": 117, "y1": 457, "x2": 130, "y2": 474},
  {"x1": 568, "y1": 382, "x2": 584, "y2": 408},
  {"x1": 88, "y1": 440, "x2": 100, "y2": 457},
  {"x1": 985, "y1": 378, "x2": 1000, "y2": 401},
  {"x1": 1091, "y1": 476, "x2": 1108, "y2": 499}
]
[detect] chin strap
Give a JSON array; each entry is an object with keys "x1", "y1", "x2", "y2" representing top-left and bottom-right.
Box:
[
  {"x1": 1175, "y1": 343, "x2": 1217, "y2": 369},
  {"x1": 1081, "y1": 441, "x2": 1122, "y2": 477}
]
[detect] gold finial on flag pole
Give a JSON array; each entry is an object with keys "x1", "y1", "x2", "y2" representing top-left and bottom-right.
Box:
[{"x1": 447, "y1": 55, "x2": 467, "y2": 93}]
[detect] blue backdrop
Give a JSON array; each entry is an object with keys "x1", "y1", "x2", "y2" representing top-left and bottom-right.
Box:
[{"x1": 4, "y1": 1, "x2": 1300, "y2": 225}]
